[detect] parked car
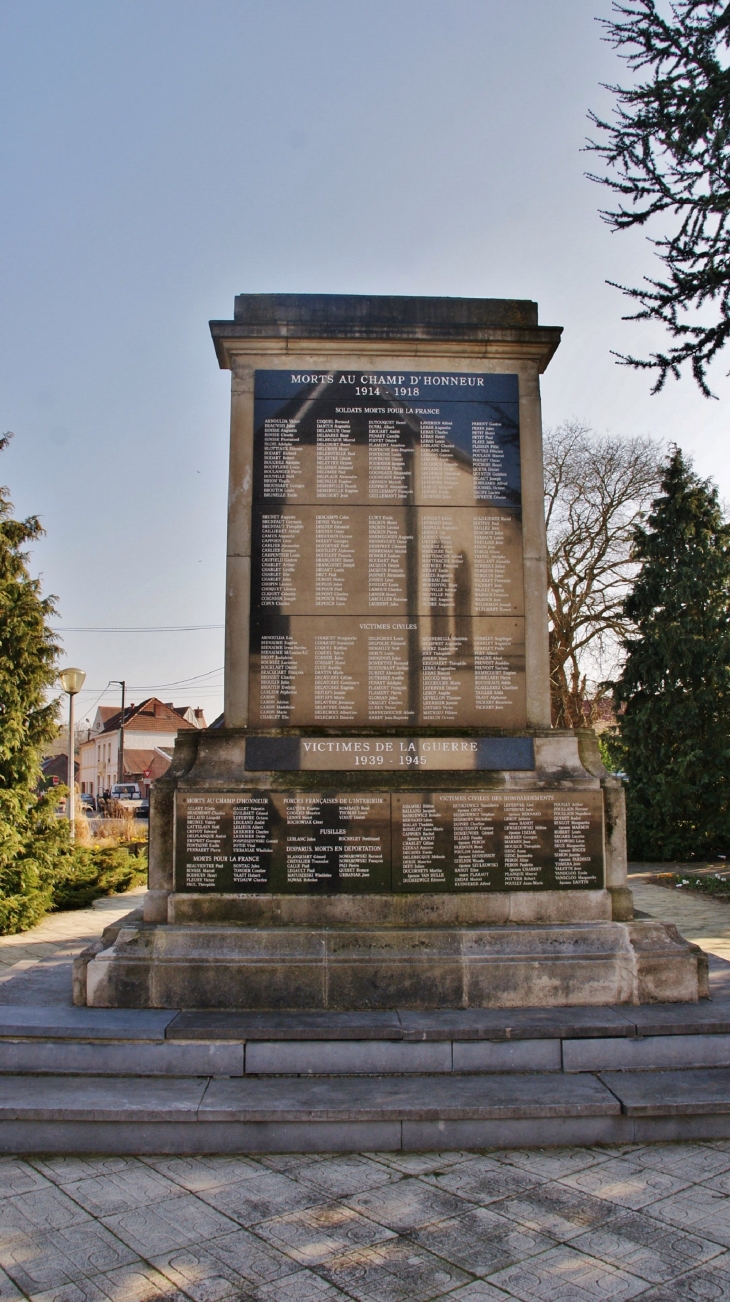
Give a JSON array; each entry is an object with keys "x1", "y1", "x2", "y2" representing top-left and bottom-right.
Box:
[
  {"x1": 79, "y1": 793, "x2": 96, "y2": 815},
  {"x1": 108, "y1": 783, "x2": 146, "y2": 815}
]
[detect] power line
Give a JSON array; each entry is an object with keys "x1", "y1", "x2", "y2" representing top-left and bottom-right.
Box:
[
  {"x1": 55, "y1": 624, "x2": 224, "y2": 632},
  {"x1": 74, "y1": 666, "x2": 224, "y2": 694},
  {"x1": 79, "y1": 681, "x2": 115, "y2": 719}
]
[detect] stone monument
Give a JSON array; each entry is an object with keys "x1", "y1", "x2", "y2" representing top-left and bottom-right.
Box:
[{"x1": 81, "y1": 293, "x2": 706, "y2": 1007}]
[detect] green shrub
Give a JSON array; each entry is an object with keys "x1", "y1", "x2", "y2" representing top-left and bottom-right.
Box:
[
  {"x1": 0, "y1": 789, "x2": 80, "y2": 934},
  {"x1": 597, "y1": 730, "x2": 626, "y2": 775},
  {"x1": 51, "y1": 845, "x2": 147, "y2": 912}
]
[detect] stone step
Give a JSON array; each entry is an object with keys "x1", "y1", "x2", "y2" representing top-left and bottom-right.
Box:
[
  {"x1": 2, "y1": 1067, "x2": 730, "y2": 1153},
  {"x1": 4, "y1": 1003, "x2": 730, "y2": 1076}
]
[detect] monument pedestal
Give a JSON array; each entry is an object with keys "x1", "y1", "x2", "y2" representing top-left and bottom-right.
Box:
[
  {"x1": 77, "y1": 727, "x2": 707, "y2": 1008},
  {"x1": 83, "y1": 920, "x2": 706, "y2": 1010}
]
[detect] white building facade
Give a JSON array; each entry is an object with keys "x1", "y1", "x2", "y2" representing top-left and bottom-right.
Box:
[{"x1": 78, "y1": 699, "x2": 205, "y2": 797}]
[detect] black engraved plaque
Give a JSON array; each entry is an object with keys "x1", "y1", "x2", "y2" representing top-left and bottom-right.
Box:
[
  {"x1": 250, "y1": 370, "x2": 526, "y2": 729},
  {"x1": 392, "y1": 790, "x2": 604, "y2": 892},
  {"x1": 249, "y1": 614, "x2": 526, "y2": 728},
  {"x1": 251, "y1": 505, "x2": 523, "y2": 618},
  {"x1": 175, "y1": 793, "x2": 278, "y2": 892},
  {"x1": 175, "y1": 791, "x2": 390, "y2": 893},
  {"x1": 244, "y1": 735, "x2": 536, "y2": 771},
  {"x1": 269, "y1": 792, "x2": 391, "y2": 893},
  {"x1": 176, "y1": 789, "x2": 604, "y2": 894}
]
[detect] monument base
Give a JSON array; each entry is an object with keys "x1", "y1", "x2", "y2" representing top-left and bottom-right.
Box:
[
  {"x1": 79, "y1": 726, "x2": 703, "y2": 1010},
  {"x1": 80, "y1": 912, "x2": 707, "y2": 1010}
]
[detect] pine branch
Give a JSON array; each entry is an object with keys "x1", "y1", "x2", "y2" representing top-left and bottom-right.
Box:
[{"x1": 588, "y1": 0, "x2": 730, "y2": 391}]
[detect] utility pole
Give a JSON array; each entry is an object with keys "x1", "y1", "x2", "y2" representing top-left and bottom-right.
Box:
[{"x1": 111, "y1": 680, "x2": 126, "y2": 786}]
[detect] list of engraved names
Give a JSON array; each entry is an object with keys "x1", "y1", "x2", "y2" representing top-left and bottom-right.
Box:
[
  {"x1": 176, "y1": 791, "x2": 603, "y2": 894},
  {"x1": 251, "y1": 370, "x2": 525, "y2": 728}
]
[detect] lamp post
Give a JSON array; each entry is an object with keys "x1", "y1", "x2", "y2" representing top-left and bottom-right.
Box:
[{"x1": 59, "y1": 667, "x2": 86, "y2": 839}]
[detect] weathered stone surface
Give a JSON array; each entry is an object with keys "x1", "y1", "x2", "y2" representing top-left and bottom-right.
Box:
[
  {"x1": 254, "y1": 1200, "x2": 395, "y2": 1264},
  {"x1": 1, "y1": 1119, "x2": 404, "y2": 1156},
  {"x1": 101, "y1": 1193, "x2": 239, "y2": 1255},
  {"x1": 161, "y1": 1002, "x2": 730, "y2": 1042},
  {"x1": 321, "y1": 1238, "x2": 473, "y2": 1299},
  {"x1": 226, "y1": 290, "x2": 542, "y2": 335},
  {"x1": 629, "y1": 1001, "x2": 730, "y2": 1036},
  {"x1": 198, "y1": 1072, "x2": 618, "y2": 1123},
  {"x1": 398, "y1": 1006, "x2": 634, "y2": 1041},
  {"x1": 488, "y1": 1244, "x2": 647, "y2": 1301},
  {"x1": 420, "y1": 1154, "x2": 544, "y2": 1206},
  {"x1": 564, "y1": 1034, "x2": 730, "y2": 1074},
  {"x1": 602, "y1": 1067, "x2": 730, "y2": 1117},
  {"x1": 83, "y1": 919, "x2": 703, "y2": 1009},
  {"x1": 0, "y1": 1222, "x2": 139, "y2": 1295},
  {"x1": 491, "y1": 1179, "x2": 611, "y2": 1239},
  {"x1": 610, "y1": 887, "x2": 635, "y2": 921},
  {"x1": 569, "y1": 1206, "x2": 723, "y2": 1283},
  {"x1": 0, "y1": 1040, "x2": 243, "y2": 1077},
  {"x1": 628, "y1": 921, "x2": 710, "y2": 1001},
  {"x1": 149, "y1": 1231, "x2": 295, "y2": 1295},
  {"x1": 244, "y1": 1040, "x2": 451, "y2": 1076},
  {"x1": 344, "y1": 1176, "x2": 468, "y2": 1232},
  {"x1": 0, "y1": 1075, "x2": 207, "y2": 1122},
  {"x1": 166, "y1": 1009, "x2": 403, "y2": 1041},
  {"x1": 452, "y1": 1040, "x2": 561, "y2": 1073},
  {"x1": 0, "y1": 1007, "x2": 175, "y2": 1040},
  {"x1": 409, "y1": 1205, "x2": 554, "y2": 1278},
  {"x1": 168, "y1": 888, "x2": 610, "y2": 927},
  {"x1": 558, "y1": 1157, "x2": 693, "y2": 1208}
]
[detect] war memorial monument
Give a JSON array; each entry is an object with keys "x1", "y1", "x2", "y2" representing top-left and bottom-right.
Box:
[{"x1": 81, "y1": 293, "x2": 706, "y2": 1009}]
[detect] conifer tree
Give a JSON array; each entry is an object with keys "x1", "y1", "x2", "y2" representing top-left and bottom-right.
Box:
[
  {"x1": 587, "y1": 1, "x2": 730, "y2": 394},
  {"x1": 0, "y1": 434, "x2": 74, "y2": 932},
  {"x1": 614, "y1": 446, "x2": 730, "y2": 859}
]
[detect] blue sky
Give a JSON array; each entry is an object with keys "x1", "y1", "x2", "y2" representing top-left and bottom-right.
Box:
[{"x1": 2, "y1": 0, "x2": 728, "y2": 725}]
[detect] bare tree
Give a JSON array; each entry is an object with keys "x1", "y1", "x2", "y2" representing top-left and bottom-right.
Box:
[{"x1": 544, "y1": 420, "x2": 661, "y2": 728}]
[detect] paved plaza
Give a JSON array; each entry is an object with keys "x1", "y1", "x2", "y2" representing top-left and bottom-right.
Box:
[
  {"x1": 2, "y1": 874, "x2": 730, "y2": 1298},
  {"x1": 5, "y1": 1142, "x2": 730, "y2": 1300},
  {"x1": 631, "y1": 875, "x2": 730, "y2": 967}
]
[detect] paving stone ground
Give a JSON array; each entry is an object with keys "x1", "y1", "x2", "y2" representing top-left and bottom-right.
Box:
[
  {"x1": 3, "y1": 876, "x2": 730, "y2": 1297},
  {"x1": 631, "y1": 873, "x2": 730, "y2": 966},
  {"x1": 0, "y1": 887, "x2": 146, "y2": 1006},
  {"x1": 5, "y1": 1144, "x2": 730, "y2": 1300}
]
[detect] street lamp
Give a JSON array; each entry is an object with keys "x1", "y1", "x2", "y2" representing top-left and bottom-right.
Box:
[{"x1": 59, "y1": 667, "x2": 86, "y2": 838}]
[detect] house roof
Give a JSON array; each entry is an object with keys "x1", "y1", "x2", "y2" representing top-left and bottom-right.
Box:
[
  {"x1": 41, "y1": 754, "x2": 79, "y2": 779},
  {"x1": 92, "y1": 698, "x2": 201, "y2": 736},
  {"x1": 122, "y1": 748, "x2": 173, "y2": 781}
]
